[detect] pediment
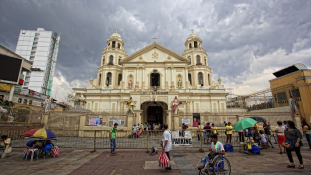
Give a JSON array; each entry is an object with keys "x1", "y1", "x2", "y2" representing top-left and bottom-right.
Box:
[{"x1": 122, "y1": 42, "x2": 189, "y2": 63}]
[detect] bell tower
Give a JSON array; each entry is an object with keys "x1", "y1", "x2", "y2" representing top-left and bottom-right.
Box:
[
  {"x1": 96, "y1": 30, "x2": 128, "y2": 89},
  {"x1": 182, "y1": 30, "x2": 212, "y2": 88}
]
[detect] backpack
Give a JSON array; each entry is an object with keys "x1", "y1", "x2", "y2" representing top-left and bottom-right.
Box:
[
  {"x1": 26, "y1": 140, "x2": 36, "y2": 147},
  {"x1": 251, "y1": 145, "x2": 260, "y2": 154},
  {"x1": 224, "y1": 144, "x2": 233, "y2": 152}
]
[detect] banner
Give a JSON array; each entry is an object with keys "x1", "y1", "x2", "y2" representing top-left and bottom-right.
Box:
[
  {"x1": 172, "y1": 130, "x2": 192, "y2": 147},
  {"x1": 89, "y1": 118, "x2": 102, "y2": 126},
  {"x1": 182, "y1": 119, "x2": 190, "y2": 124},
  {"x1": 113, "y1": 119, "x2": 121, "y2": 125}
]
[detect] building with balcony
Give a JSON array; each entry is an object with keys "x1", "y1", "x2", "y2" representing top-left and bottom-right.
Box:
[{"x1": 15, "y1": 28, "x2": 60, "y2": 96}]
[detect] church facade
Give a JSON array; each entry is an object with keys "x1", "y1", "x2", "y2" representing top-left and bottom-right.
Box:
[{"x1": 72, "y1": 31, "x2": 227, "y2": 127}]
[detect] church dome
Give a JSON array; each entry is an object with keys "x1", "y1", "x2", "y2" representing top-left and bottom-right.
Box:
[
  {"x1": 187, "y1": 32, "x2": 200, "y2": 41},
  {"x1": 110, "y1": 32, "x2": 122, "y2": 39}
]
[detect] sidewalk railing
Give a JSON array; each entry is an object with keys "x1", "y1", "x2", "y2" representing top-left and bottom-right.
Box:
[{"x1": 0, "y1": 129, "x2": 242, "y2": 151}]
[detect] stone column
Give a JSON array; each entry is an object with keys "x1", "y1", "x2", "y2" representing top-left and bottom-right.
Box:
[
  {"x1": 127, "y1": 113, "x2": 134, "y2": 130},
  {"x1": 79, "y1": 115, "x2": 86, "y2": 137},
  {"x1": 120, "y1": 101, "x2": 124, "y2": 113},
  {"x1": 165, "y1": 68, "x2": 168, "y2": 89},
  {"x1": 166, "y1": 110, "x2": 172, "y2": 130},
  {"x1": 142, "y1": 68, "x2": 145, "y2": 90},
  {"x1": 186, "y1": 101, "x2": 190, "y2": 113},
  {"x1": 173, "y1": 114, "x2": 179, "y2": 130},
  {"x1": 122, "y1": 68, "x2": 126, "y2": 89}
]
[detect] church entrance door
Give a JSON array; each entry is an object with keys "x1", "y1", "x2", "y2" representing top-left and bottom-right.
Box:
[
  {"x1": 150, "y1": 73, "x2": 160, "y2": 86},
  {"x1": 147, "y1": 106, "x2": 163, "y2": 124}
]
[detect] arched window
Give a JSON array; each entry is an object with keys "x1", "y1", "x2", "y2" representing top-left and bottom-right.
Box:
[
  {"x1": 118, "y1": 59, "x2": 121, "y2": 65},
  {"x1": 117, "y1": 43, "x2": 121, "y2": 49},
  {"x1": 188, "y1": 56, "x2": 191, "y2": 65},
  {"x1": 98, "y1": 74, "x2": 102, "y2": 85},
  {"x1": 112, "y1": 41, "x2": 115, "y2": 48},
  {"x1": 208, "y1": 74, "x2": 211, "y2": 85},
  {"x1": 205, "y1": 58, "x2": 207, "y2": 65},
  {"x1": 189, "y1": 43, "x2": 192, "y2": 48},
  {"x1": 188, "y1": 74, "x2": 192, "y2": 85},
  {"x1": 198, "y1": 72, "x2": 203, "y2": 85},
  {"x1": 109, "y1": 55, "x2": 113, "y2": 65},
  {"x1": 106, "y1": 72, "x2": 112, "y2": 86},
  {"x1": 194, "y1": 41, "x2": 198, "y2": 48},
  {"x1": 118, "y1": 74, "x2": 122, "y2": 85},
  {"x1": 103, "y1": 57, "x2": 105, "y2": 65},
  {"x1": 196, "y1": 55, "x2": 201, "y2": 65}
]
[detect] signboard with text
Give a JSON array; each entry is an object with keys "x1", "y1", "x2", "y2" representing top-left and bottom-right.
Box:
[
  {"x1": 113, "y1": 119, "x2": 121, "y2": 125},
  {"x1": 172, "y1": 130, "x2": 192, "y2": 147},
  {"x1": 182, "y1": 119, "x2": 190, "y2": 125}
]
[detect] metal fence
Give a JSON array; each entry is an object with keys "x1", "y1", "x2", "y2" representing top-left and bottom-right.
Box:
[{"x1": 0, "y1": 129, "x2": 241, "y2": 152}]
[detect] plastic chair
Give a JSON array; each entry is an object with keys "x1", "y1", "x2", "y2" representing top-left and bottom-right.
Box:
[{"x1": 25, "y1": 148, "x2": 38, "y2": 161}]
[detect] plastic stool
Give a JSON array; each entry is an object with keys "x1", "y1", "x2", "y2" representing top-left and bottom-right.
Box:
[{"x1": 25, "y1": 148, "x2": 38, "y2": 161}]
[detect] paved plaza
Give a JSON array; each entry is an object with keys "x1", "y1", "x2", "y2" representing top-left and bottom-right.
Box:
[{"x1": 0, "y1": 145, "x2": 310, "y2": 175}]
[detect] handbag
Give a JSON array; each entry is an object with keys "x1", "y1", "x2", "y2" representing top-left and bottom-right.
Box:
[
  {"x1": 282, "y1": 129, "x2": 296, "y2": 150},
  {"x1": 52, "y1": 146, "x2": 60, "y2": 157},
  {"x1": 159, "y1": 151, "x2": 170, "y2": 168}
]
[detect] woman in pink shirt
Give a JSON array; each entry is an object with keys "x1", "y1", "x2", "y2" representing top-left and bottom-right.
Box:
[{"x1": 193, "y1": 118, "x2": 198, "y2": 127}]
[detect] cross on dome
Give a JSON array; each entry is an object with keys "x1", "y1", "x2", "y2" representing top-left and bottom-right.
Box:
[
  {"x1": 153, "y1": 36, "x2": 157, "y2": 42},
  {"x1": 115, "y1": 29, "x2": 118, "y2": 33},
  {"x1": 191, "y1": 29, "x2": 194, "y2": 33}
]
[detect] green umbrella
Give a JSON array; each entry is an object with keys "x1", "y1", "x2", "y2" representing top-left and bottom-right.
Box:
[{"x1": 234, "y1": 118, "x2": 257, "y2": 131}]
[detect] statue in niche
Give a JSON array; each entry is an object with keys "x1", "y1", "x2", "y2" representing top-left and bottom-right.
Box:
[
  {"x1": 172, "y1": 96, "x2": 179, "y2": 115},
  {"x1": 178, "y1": 79, "x2": 182, "y2": 88},
  {"x1": 129, "y1": 80, "x2": 133, "y2": 88},
  {"x1": 218, "y1": 77, "x2": 221, "y2": 84}
]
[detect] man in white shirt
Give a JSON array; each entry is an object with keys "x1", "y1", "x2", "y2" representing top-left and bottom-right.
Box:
[
  {"x1": 162, "y1": 124, "x2": 172, "y2": 171},
  {"x1": 197, "y1": 134, "x2": 225, "y2": 170}
]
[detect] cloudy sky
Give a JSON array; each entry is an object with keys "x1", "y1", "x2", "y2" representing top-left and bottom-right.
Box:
[{"x1": 1, "y1": 0, "x2": 310, "y2": 102}]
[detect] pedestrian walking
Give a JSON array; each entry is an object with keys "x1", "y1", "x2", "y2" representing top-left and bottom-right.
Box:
[
  {"x1": 275, "y1": 121, "x2": 286, "y2": 154},
  {"x1": 226, "y1": 122, "x2": 233, "y2": 144},
  {"x1": 285, "y1": 120, "x2": 303, "y2": 169},
  {"x1": 302, "y1": 120, "x2": 311, "y2": 150},
  {"x1": 162, "y1": 124, "x2": 172, "y2": 171},
  {"x1": 289, "y1": 96, "x2": 298, "y2": 116},
  {"x1": 203, "y1": 122, "x2": 211, "y2": 144},
  {"x1": 263, "y1": 121, "x2": 275, "y2": 148},
  {"x1": 238, "y1": 129, "x2": 244, "y2": 142},
  {"x1": 224, "y1": 121, "x2": 228, "y2": 135},
  {"x1": 110, "y1": 123, "x2": 124, "y2": 154},
  {"x1": 181, "y1": 123, "x2": 188, "y2": 137},
  {"x1": 197, "y1": 123, "x2": 203, "y2": 141}
]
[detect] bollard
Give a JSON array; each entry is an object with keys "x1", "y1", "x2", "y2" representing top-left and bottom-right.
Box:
[
  {"x1": 146, "y1": 131, "x2": 149, "y2": 153},
  {"x1": 91, "y1": 130, "x2": 96, "y2": 153}
]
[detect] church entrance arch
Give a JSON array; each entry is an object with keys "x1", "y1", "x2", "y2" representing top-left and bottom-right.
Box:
[{"x1": 141, "y1": 101, "x2": 168, "y2": 124}]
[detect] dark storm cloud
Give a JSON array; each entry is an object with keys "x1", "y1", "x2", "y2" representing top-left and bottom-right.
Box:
[{"x1": 1, "y1": 0, "x2": 311, "y2": 98}]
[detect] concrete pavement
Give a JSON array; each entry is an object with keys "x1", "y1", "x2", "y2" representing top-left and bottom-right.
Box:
[{"x1": 0, "y1": 146, "x2": 310, "y2": 175}]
